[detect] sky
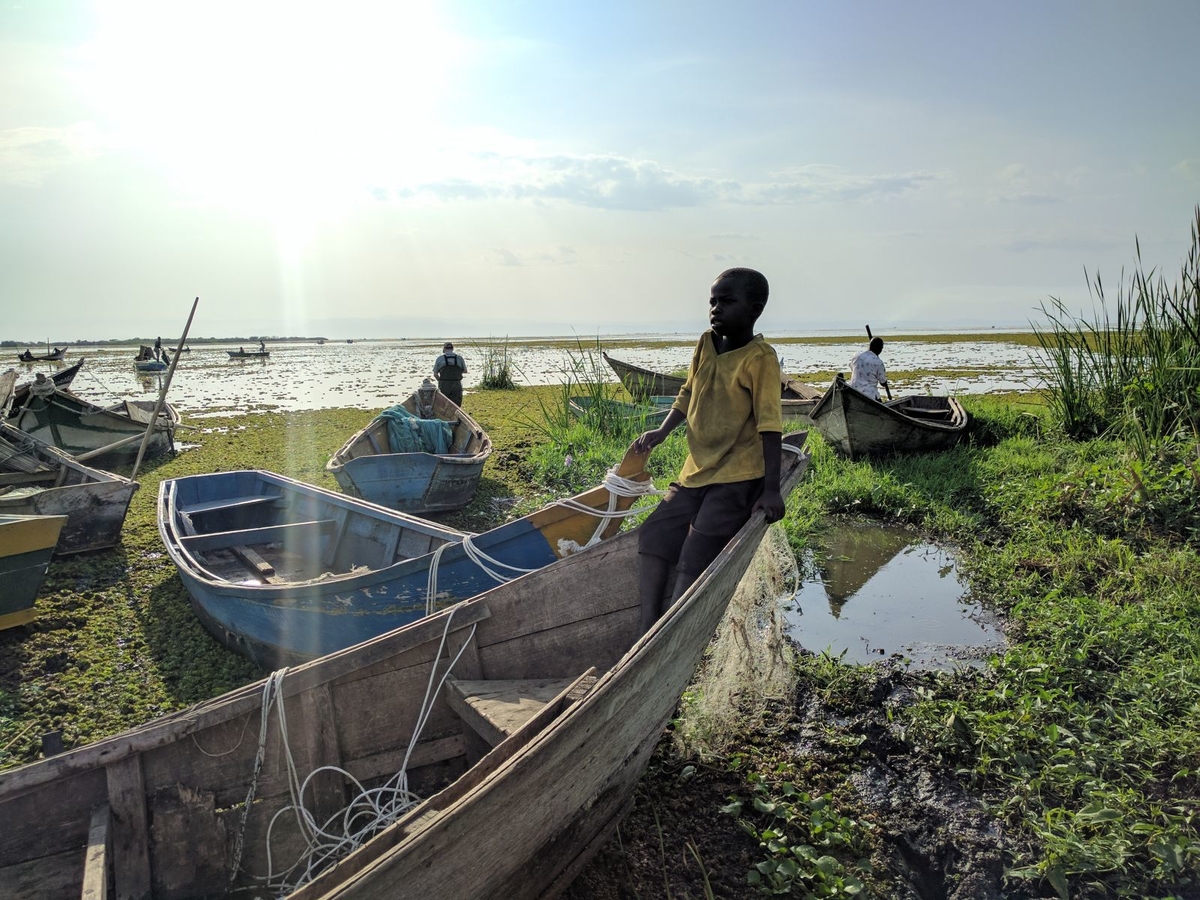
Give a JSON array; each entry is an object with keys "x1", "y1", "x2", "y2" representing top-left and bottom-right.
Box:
[{"x1": 3, "y1": 0, "x2": 1198, "y2": 341}]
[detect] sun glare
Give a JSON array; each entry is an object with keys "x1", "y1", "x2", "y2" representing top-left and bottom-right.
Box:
[{"x1": 79, "y1": 0, "x2": 467, "y2": 216}]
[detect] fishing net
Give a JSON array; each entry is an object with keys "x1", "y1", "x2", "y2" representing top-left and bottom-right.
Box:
[
  {"x1": 672, "y1": 524, "x2": 801, "y2": 758},
  {"x1": 379, "y1": 405, "x2": 453, "y2": 454}
]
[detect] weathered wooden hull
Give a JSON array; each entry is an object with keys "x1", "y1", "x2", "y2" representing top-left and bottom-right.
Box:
[
  {"x1": 326, "y1": 389, "x2": 492, "y2": 514},
  {"x1": 226, "y1": 350, "x2": 270, "y2": 358},
  {"x1": 161, "y1": 451, "x2": 649, "y2": 665},
  {"x1": 8, "y1": 390, "x2": 178, "y2": 464},
  {"x1": 0, "y1": 435, "x2": 808, "y2": 900},
  {"x1": 0, "y1": 513, "x2": 66, "y2": 630},
  {"x1": 601, "y1": 352, "x2": 685, "y2": 400},
  {"x1": 0, "y1": 424, "x2": 139, "y2": 555},
  {"x1": 808, "y1": 375, "x2": 968, "y2": 458},
  {"x1": 15, "y1": 348, "x2": 67, "y2": 362}
]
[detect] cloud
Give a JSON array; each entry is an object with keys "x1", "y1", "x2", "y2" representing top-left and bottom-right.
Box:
[
  {"x1": 0, "y1": 123, "x2": 106, "y2": 186},
  {"x1": 384, "y1": 153, "x2": 938, "y2": 212}
]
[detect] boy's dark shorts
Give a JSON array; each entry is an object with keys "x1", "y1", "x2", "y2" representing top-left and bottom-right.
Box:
[{"x1": 639, "y1": 478, "x2": 764, "y2": 565}]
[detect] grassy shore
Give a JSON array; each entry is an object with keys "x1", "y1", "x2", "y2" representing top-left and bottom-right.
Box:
[{"x1": 2, "y1": 386, "x2": 1197, "y2": 899}]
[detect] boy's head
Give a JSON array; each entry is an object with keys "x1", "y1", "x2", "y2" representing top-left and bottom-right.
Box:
[
  {"x1": 869, "y1": 337, "x2": 884, "y2": 354},
  {"x1": 709, "y1": 268, "x2": 769, "y2": 337}
]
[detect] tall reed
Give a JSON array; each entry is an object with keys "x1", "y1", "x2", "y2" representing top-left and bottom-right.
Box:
[
  {"x1": 475, "y1": 337, "x2": 517, "y2": 390},
  {"x1": 1032, "y1": 206, "x2": 1200, "y2": 444}
]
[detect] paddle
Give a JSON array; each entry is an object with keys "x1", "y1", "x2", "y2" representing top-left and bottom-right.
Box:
[
  {"x1": 131, "y1": 297, "x2": 198, "y2": 480},
  {"x1": 864, "y1": 324, "x2": 892, "y2": 400}
]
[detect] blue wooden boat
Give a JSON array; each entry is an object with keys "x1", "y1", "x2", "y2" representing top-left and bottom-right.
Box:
[
  {"x1": 0, "y1": 513, "x2": 67, "y2": 630},
  {"x1": 159, "y1": 450, "x2": 651, "y2": 665},
  {"x1": 326, "y1": 380, "x2": 492, "y2": 513}
]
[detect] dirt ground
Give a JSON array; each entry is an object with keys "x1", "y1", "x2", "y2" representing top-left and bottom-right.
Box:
[{"x1": 562, "y1": 659, "x2": 1012, "y2": 900}]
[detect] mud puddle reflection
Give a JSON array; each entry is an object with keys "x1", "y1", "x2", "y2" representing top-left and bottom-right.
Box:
[{"x1": 784, "y1": 522, "x2": 1004, "y2": 670}]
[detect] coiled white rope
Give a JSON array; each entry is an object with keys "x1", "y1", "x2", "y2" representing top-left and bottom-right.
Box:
[{"x1": 231, "y1": 607, "x2": 478, "y2": 896}]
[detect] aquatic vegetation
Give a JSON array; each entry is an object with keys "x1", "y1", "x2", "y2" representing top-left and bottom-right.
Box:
[{"x1": 474, "y1": 335, "x2": 517, "y2": 390}]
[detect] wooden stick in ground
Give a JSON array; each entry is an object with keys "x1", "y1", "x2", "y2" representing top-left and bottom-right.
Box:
[{"x1": 131, "y1": 297, "x2": 198, "y2": 481}]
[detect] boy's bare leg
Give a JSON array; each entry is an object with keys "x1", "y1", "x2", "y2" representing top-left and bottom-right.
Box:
[{"x1": 638, "y1": 554, "x2": 672, "y2": 634}]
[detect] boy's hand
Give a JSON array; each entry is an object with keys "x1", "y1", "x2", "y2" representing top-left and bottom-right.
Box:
[
  {"x1": 753, "y1": 488, "x2": 785, "y2": 524},
  {"x1": 630, "y1": 427, "x2": 666, "y2": 455}
]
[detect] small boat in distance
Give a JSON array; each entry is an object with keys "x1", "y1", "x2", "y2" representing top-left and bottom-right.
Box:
[
  {"x1": 0, "y1": 512, "x2": 66, "y2": 630},
  {"x1": 226, "y1": 348, "x2": 270, "y2": 358},
  {"x1": 16, "y1": 347, "x2": 67, "y2": 362},
  {"x1": 161, "y1": 445, "x2": 649, "y2": 665},
  {"x1": 807, "y1": 374, "x2": 968, "y2": 459},
  {"x1": 4, "y1": 435, "x2": 808, "y2": 900},
  {"x1": 326, "y1": 379, "x2": 492, "y2": 514}
]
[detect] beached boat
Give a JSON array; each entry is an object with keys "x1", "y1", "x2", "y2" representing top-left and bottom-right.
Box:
[
  {"x1": 9, "y1": 360, "x2": 84, "y2": 409},
  {"x1": 781, "y1": 376, "x2": 825, "y2": 423},
  {"x1": 808, "y1": 374, "x2": 968, "y2": 459},
  {"x1": 2, "y1": 433, "x2": 808, "y2": 900},
  {"x1": 568, "y1": 394, "x2": 675, "y2": 429},
  {"x1": 326, "y1": 382, "x2": 492, "y2": 514},
  {"x1": 0, "y1": 422, "x2": 139, "y2": 555},
  {"x1": 6, "y1": 388, "x2": 179, "y2": 464},
  {"x1": 0, "y1": 512, "x2": 66, "y2": 631},
  {"x1": 16, "y1": 347, "x2": 67, "y2": 362},
  {"x1": 602, "y1": 351, "x2": 685, "y2": 400},
  {"x1": 227, "y1": 349, "x2": 270, "y2": 358},
  {"x1": 161, "y1": 445, "x2": 651, "y2": 665}
]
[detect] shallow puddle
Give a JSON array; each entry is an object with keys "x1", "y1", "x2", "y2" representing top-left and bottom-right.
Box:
[{"x1": 784, "y1": 522, "x2": 1004, "y2": 670}]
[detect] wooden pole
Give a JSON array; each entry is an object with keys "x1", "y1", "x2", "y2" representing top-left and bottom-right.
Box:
[{"x1": 131, "y1": 297, "x2": 198, "y2": 481}]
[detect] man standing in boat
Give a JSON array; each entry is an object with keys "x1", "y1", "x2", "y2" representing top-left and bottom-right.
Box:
[
  {"x1": 433, "y1": 341, "x2": 467, "y2": 407},
  {"x1": 849, "y1": 337, "x2": 889, "y2": 401},
  {"x1": 629, "y1": 267, "x2": 784, "y2": 634}
]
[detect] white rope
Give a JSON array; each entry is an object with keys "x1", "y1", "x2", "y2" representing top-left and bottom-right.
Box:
[
  {"x1": 241, "y1": 609, "x2": 477, "y2": 895},
  {"x1": 554, "y1": 463, "x2": 664, "y2": 556}
]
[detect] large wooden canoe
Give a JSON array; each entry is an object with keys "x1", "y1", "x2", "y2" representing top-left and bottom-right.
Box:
[
  {"x1": 160, "y1": 448, "x2": 651, "y2": 666},
  {"x1": 808, "y1": 374, "x2": 968, "y2": 458},
  {"x1": 0, "y1": 512, "x2": 66, "y2": 630},
  {"x1": 0, "y1": 423, "x2": 139, "y2": 555},
  {"x1": 326, "y1": 385, "x2": 492, "y2": 514},
  {"x1": 6, "y1": 388, "x2": 179, "y2": 464},
  {"x1": 601, "y1": 351, "x2": 685, "y2": 400},
  {"x1": 0, "y1": 432, "x2": 808, "y2": 900}
]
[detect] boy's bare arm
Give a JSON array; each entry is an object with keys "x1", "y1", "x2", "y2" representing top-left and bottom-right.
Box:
[
  {"x1": 754, "y1": 431, "x2": 784, "y2": 523},
  {"x1": 630, "y1": 408, "x2": 686, "y2": 454}
]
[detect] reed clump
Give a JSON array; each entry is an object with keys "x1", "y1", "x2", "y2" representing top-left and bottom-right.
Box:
[{"x1": 475, "y1": 337, "x2": 517, "y2": 390}]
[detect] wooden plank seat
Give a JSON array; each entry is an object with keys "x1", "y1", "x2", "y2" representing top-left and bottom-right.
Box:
[
  {"x1": 443, "y1": 672, "x2": 599, "y2": 749},
  {"x1": 177, "y1": 494, "x2": 285, "y2": 516},
  {"x1": 177, "y1": 519, "x2": 338, "y2": 553}
]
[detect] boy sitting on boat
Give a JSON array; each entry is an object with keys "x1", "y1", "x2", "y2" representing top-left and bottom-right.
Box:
[{"x1": 629, "y1": 267, "x2": 784, "y2": 633}]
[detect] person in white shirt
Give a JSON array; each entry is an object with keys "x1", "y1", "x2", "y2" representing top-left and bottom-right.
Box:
[{"x1": 849, "y1": 337, "x2": 889, "y2": 401}]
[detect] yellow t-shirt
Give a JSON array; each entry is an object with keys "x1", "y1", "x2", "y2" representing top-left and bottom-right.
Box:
[{"x1": 672, "y1": 332, "x2": 783, "y2": 488}]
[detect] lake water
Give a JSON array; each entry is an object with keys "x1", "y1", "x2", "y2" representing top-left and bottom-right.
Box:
[
  {"x1": 784, "y1": 522, "x2": 1005, "y2": 670},
  {"x1": 15, "y1": 335, "x2": 1042, "y2": 416}
]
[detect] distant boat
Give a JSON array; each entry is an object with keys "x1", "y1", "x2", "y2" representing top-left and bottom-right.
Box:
[
  {"x1": 168, "y1": 345, "x2": 190, "y2": 352},
  {"x1": 134, "y1": 358, "x2": 168, "y2": 372},
  {"x1": 226, "y1": 349, "x2": 270, "y2": 358},
  {"x1": 602, "y1": 351, "x2": 685, "y2": 400},
  {"x1": 807, "y1": 374, "x2": 968, "y2": 459},
  {"x1": 316, "y1": 338, "x2": 326, "y2": 345},
  {"x1": 326, "y1": 381, "x2": 492, "y2": 513},
  {"x1": 568, "y1": 394, "x2": 675, "y2": 429},
  {"x1": 16, "y1": 347, "x2": 67, "y2": 363},
  {"x1": 346, "y1": 338, "x2": 355, "y2": 343},
  {"x1": 7, "y1": 388, "x2": 179, "y2": 464},
  {"x1": 160, "y1": 446, "x2": 649, "y2": 664},
  {"x1": 0, "y1": 422, "x2": 138, "y2": 555},
  {"x1": 0, "y1": 513, "x2": 66, "y2": 630}
]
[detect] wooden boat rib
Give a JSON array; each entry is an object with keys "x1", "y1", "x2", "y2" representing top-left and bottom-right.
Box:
[
  {"x1": 0, "y1": 512, "x2": 66, "y2": 630},
  {"x1": 0, "y1": 433, "x2": 808, "y2": 900},
  {"x1": 0, "y1": 423, "x2": 139, "y2": 555},
  {"x1": 161, "y1": 446, "x2": 648, "y2": 666},
  {"x1": 6, "y1": 388, "x2": 179, "y2": 464},
  {"x1": 326, "y1": 384, "x2": 492, "y2": 514},
  {"x1": 807, "y1": 374, "x2": 968, "y2": 458}
]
